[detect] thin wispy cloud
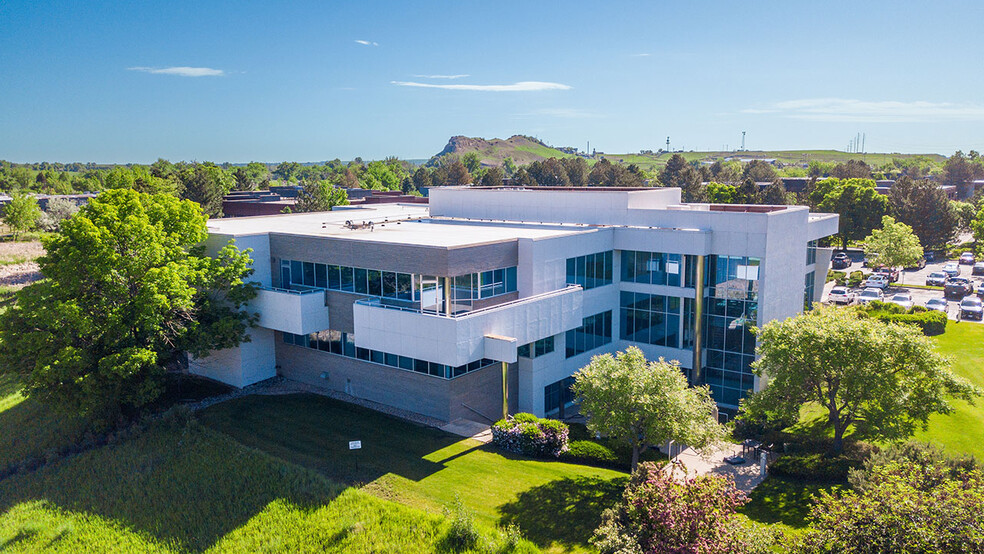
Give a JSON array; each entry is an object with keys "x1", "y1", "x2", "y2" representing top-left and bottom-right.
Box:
[
  {"x1": 412, "y1": 74, "x2": 470, "y2": 79},
  {"x1": 630, "y1": 53, "x2": 651, "y2": 57},
  {"x1": 127, "y1": 66, "x2": 225, "y2": 77},
  {"x1": 391, "y1": 80, "x2": 571, "y2": 92},
  {"x1": 354, "y1": 39, "x2": 378, "y2": 46},
  {"x1": 743, "y1": 98, "x2": 984, "y2": 122}
]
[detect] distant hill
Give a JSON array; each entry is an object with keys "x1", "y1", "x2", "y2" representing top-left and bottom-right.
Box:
[
  {"x1": 428, "y1": 136, "x2": 945, "y2": 171},
  {"x1": 428, "y1": 135, "x2": 576, "y2": 167}
]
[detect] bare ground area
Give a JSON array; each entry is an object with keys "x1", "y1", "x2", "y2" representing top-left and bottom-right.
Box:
[{"x1": 0, "y1": 241, "x2": 44, "y2": 289}]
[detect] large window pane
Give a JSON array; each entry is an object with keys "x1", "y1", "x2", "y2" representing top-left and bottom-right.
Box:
[
  {"x1": 327, "y1": 265, "x2": 341, "y2": 289},
  {"x1": 368, "y1": 270, "x2": 382, "y2": 296},
  {"x1": 354, "y1": 268, "x2": 368, "y2": 294},
  {"x1": 341, "y1": 266, "x2": 355, "y2": 291},
  {"x1": 382, "y1": 271, "x2": 397, "y2": 298}
]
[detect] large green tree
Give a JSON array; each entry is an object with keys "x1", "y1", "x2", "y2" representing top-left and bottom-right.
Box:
[
  {"x1": 888, "y1": 177, "x2": 958, "y2": 251},
  {"x1": 0, "y1": 189, "x2": 257, "y2": 422},
  {"x1": 232, "y1": 162, "x2": 269, "y2": 191},
  {"x1": 3, "y1": 192, "x2": 41, "y2": 238},
  {"x1": 812, "y1": 178, "x2": 889, "y2": 249},
  {"x1": 178, "y1": 162, "x2": 233, "y2": 218},
  {"x1": 573, "y1": 347, "x2": 724, "y2": 470},
  {"x1": 749, "y1": 306, "x2": 978, "y2": 453},
  {"x1": 294, "y1": 180, "x2": 349, "y2": 212},
  {"x1": 863, "y1": 216, "x2": 924, "y2": 280}
]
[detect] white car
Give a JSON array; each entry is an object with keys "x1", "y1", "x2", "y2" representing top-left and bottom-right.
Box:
[
  {"x1": 926, "y1": 298, "x2": 948, "y2": 312},
  {"x1": 861, "y1": 274, "x2": 890, "y2": 290},
  {"x1": 888, "y1": 292, "x2": 914, "y2": 311},
  {"x1": 827, "y1": 286, "x2": 856, "y2": 305},
  {"x1": 857, "y1": 288, "x2": 885, "y2": 305}
]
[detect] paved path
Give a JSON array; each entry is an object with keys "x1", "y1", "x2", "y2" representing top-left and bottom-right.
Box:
[
  {"x1": 440, "y1": 419, "x2": 493, "y2": 443},
  {"x1": 667, "y1": 444, "x2": 766, "y2": 492}
]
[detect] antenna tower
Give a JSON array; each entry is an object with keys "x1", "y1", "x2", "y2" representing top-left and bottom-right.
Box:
[{"x1": 741, "y1": 131, "x2": 746, "y2": 151}]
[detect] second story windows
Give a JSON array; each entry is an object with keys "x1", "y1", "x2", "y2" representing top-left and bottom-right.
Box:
[
  {"x1": 621, "y1": 250, "x2": 683, "y2": 287},
  {"x1": 566, "y1": 251, "x2": 613, "y2": 290}
]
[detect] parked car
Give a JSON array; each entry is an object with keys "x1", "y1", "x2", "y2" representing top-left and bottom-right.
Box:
[
  {"x1": 828, "y1": 286, "x2": 856, "y2": 305},
  {"x1": 926, "y1": 298, "x2": 948, "y2": 312},
  {"x1": 925, "y1": 251, "x2": 937, "y2": 263},
  {"x1": 943, "y1": 262, "x2": 961, "y2": 277},
  {"x1": 857, "y1": 288, "x2": 885, "y2": 305},
  {"x1": 888, "y1": 292, "x2": 914, "y2": 311},
  {"x1": 973, "y1": 262, "x2": 984, "y2": 276},
  {"x1": 945, "y1": 277, "x2": 974, "y2": 298},
  {"x1": 831, "y1": 252, "x2": 852, "y2": 270},
  {"x1": 926, "y1": 272, "x2": 949, "y2": 287},
  {"x1": 862, "y1": 274, "x2": 890, "y2": 290},
  {"x1": 960, "y1": 252, "x2": 976, "y2": 265},
  {"x1": 874, "y1": 265, "x2": 900, "y2": 282},
  {"x1": 961, "y1": 297, "x2": 984, "y2": 320}
]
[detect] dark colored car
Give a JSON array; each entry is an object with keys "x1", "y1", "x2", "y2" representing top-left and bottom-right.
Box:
[
  {"x1": 925, "y1": 251, "x2": 937, "y2": 263},
  {"x1": 831, "y1": 252, "x2": 851, "y2": 270},
  {"x1": 961, "y1": 297, "x2": 984, "y2": 320},
  {"x1": 946, "y1": 277, "x2": 974, "y2": 298},
  {"x1": 926, "y1": 272, "x2": 949, "y2": 287},
  {"x1": 973, "y1": 262, "x2": 984, "y2": 276}
]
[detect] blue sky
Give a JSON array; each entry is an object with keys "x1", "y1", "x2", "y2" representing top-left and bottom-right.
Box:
[{"x1": 2, "y1": 0, "x2": 984, "y2": 163}]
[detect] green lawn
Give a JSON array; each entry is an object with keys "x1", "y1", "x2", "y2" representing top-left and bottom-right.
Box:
[
  {"x1": 739, "y1": 476, "x2": 846, "y2": 537},
  {"x1": 0, "y1": 375, "x2": 90, "y2": 471},
  {"x1": 915, "y1": 322, "x2": 984, "y2": 458},
  {"x1": 200, "y1": 394, "x2": 628, "y2": 553}
]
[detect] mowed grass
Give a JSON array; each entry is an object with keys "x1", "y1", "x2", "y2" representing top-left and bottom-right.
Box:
[
  {"x1": 915, "y1": 322, "x2": 984, "y2": 458},
  {"x1": 0, "y1": 418, "x2": 533, "y2": 553},
  {"x1": 0, "y1": 375, "x2": 90, "y2": 470},
  {"x1": 200, "y1": 394, "x2": 628, "y2": 553}
]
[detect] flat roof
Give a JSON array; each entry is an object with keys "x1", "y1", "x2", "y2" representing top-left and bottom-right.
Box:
[{"x1": 207, "y1": 203, "x2": 594, "y2": 247}]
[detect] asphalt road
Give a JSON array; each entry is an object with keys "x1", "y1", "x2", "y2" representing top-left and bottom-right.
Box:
[{"x1": 822, "y1": 254, "x2": 984, "y2": 323}]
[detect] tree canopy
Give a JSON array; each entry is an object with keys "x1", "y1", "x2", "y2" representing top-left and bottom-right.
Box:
[
  {"x1": 3, "y1": 192, "x2": 40, "y2": 238},
  {"x1": 0, "y1": 189, "x2": 257, "y2": 423},
  {"x1": 749, "y1": 306, "x2": 978, "y2": 453},
  {"x1": 887, "y1": 176, "x2": 958, "y2": 251},
  {"x1": 863, "y1": 215, "x2": 924, "y2": 275},
  {"x1": 810, "y1": 178, "x2": 889, "y2": 250},
  {"x1": 573, "y1": 347, "x2": 724, "y2": 470},
  {"x1": 294, "y1": 180, "x2": 349, "y2": 212}
]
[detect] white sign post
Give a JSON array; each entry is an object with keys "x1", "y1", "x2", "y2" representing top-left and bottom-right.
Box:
[{"x1": 350, "y1": 440, "x2": 362, "y2": 472}]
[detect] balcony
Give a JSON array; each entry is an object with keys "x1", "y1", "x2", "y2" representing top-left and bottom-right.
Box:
[
  {"x1": 251, "y1": 286, "x2": 330, "y2": 335},
  {"x1": 352, "y1": 285, "x2": 583, "y2": 367}
]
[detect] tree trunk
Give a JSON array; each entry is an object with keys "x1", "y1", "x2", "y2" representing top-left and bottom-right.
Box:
[
  {"x1": 631, "y1": 445, "x2": 639, "y2": 473},
  {"x1": 832, "y1": 424, "x2": 845, "y2": 454}
]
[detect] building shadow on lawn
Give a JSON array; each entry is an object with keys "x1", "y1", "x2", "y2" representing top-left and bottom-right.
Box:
[
  {"x1": 498, "y1": 475, "x2": 628, "y2": 549},
  {"x1": 739, "y1": 475, "x2": 848, "y2": 529},
  {"x1": 199, "y1": 393, "x2": 467, "y2": 485}
]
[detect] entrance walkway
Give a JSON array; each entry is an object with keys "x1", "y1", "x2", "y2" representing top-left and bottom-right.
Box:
[
  {"x1": 440, "y1": 419, "x2": 493, "y2": 443},
  {"x1": 667, "y1": 443, "x2": 767, "y2": 492}
]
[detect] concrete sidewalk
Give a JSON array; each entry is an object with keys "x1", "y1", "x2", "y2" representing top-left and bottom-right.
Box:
[{"x1": 440, "y1": 419, "x2": 493, "y2": 443}]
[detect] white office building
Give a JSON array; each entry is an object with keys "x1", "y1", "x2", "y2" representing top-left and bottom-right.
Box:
[{"x1": 192, "y1": 186, "x2": 838, "y2": 422}]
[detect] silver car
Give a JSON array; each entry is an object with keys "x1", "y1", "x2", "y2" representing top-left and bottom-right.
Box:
[
  {"x1": 926, "y1": 298, "x2": 948, "y2": 312},
  {"x1": 888, "y1": 293, "x2": 913, "y2": 311},
  {"x1": 857, "y1": 288, "x2": 884, "y2": 305}
]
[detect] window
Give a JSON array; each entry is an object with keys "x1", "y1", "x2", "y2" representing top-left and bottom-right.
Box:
[
  {"x1": 804, "y1": 271, "x2": 816, "y2": 311},
  {"x1": 566, "y1": 251, "x2": 613, "y2": 290},
  {"x1": 544, "y1": 376, "x2": 577, "y2": 414},
  {"x1": 280, "y1": 330, "x2": 493, "y2": 379},
  {"x1": 566, "y1": 311, "x2": 612, "y2": 358},
  {"x1": 518, "y1": 336, "x2": 555, "y2": 359},
  {"x1": 621, "y1": 250, "x2": 683, "y2": 287},
  {"x1": 702, "y1": 255, "x2": 760, "y2": 408},
  {"x1": 620, "y1": 292, "x2": 682, "y2": 348},
  {"x1": 806, "y1": 240, "x2": 817, "y2": 265}
]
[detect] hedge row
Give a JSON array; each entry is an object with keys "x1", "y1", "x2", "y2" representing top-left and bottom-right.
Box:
[
  {"x1": 769, "y1": 452, "x2": 863, "y2": 482},
  {"x1": 860, "y1": 302, "x2": 948, "y2": 336}
]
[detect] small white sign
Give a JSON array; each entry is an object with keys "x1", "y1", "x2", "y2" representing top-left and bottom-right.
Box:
[{"x1": 349, "y1": 440, "x2": 362, "y2": 450}]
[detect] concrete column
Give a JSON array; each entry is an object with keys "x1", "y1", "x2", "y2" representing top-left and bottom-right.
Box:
[
  {"x1": 501, "y1": 361, "x2": 509, "y2": 420},
  {"x1": 691, "y1": 254, "x2": 705, "y2": 384},
  {"x1": 444, "y1": 276, "x2": 452, "y2": 316}
]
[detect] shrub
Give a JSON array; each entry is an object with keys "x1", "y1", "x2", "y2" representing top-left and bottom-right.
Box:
[
  {"x1": 491, "y1": 413, "x2": 568, "y2": 458},
  {"x1": 860, "y1": 302, "x2": 948, "y2": 335},
  {"x1": 827, "y1": 270, "x2": 846, "y2": 285},
  {"x1": 847, "y1": 270, "x2": 865, "y2": 288},
  {"x1": 561, "y1": 440, "x2": 619, "y2": 466},
  {"x1": 769, "y1": 452, "x2": 862, "y2": 481},
  {"x1": 441, "y1": 497, "x2": 481, "y2": 552}
]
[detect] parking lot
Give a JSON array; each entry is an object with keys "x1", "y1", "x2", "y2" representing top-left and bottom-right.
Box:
[{"x1": 822, "y1": 252, "x2": 984, "y2": 322}]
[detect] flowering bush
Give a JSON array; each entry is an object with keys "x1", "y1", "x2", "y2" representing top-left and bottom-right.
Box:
[
  {"x1": 491, "y1": 413, "x2": 569, "y2": 458},
  {"x1": 593, "y1": 462, "x2": 776, "y2": 554}
]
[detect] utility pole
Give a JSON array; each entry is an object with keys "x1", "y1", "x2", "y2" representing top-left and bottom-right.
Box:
[
  {"x1": 666, "y1": 136, "x2": 670, "y2": 152},
  {"x1": 741, "y1": 131, "x2": 746, "y2": 151}
]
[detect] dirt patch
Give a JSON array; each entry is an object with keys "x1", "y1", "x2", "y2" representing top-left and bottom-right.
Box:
[
  {"x1": 0, "y1": 241, "x2": 44, "y2": 263},
  {"x1": 0, "y1": 262, "x2": 41, "y2": 287}
]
